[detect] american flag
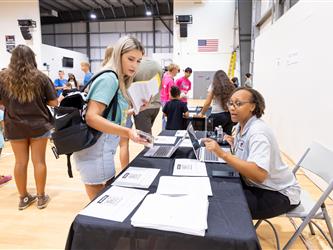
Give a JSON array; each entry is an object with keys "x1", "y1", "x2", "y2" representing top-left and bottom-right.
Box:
[{"x1": 198, "y1": 39, "x2": 219, "y2": 52}]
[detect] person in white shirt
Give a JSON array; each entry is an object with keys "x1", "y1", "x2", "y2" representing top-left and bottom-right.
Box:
[{"x1": 203, "y1": 87, "x2": 300, "y2": 219}]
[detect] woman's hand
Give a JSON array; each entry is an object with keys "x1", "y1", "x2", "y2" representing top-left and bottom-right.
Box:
[
  {"x1": 202, "y1": 138, "x2": 225, "y2": 157},
  {"x1": 223, "y1": 134, "x2": 234, "y2": 147},
  {"x1": 128, "y1": 128, "x2": 149, "y2": 146},
  {"x1": 127, "y1": 108, "x2": 135, "y2": 116}
]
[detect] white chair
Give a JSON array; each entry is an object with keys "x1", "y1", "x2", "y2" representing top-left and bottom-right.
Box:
[{"x1": 255, "y1": 142, "x2": 333, "y2": 250}]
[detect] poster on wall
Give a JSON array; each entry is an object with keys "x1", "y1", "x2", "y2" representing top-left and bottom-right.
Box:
[{"x1": 5, "y1": 35, "x2": 15, "y2": 53}]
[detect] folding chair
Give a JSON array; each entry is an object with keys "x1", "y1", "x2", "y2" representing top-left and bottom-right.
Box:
[{"x1": 255, "y1": 142, "x2": 333, "y2": 250}]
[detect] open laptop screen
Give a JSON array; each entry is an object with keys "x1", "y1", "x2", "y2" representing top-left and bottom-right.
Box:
[{"x1": 187, "y1": 123, "x2": 200, "y2": 152}]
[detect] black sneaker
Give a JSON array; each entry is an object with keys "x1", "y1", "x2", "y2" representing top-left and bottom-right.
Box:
[{"x1": 18, "y1": 194, "x2": 37, "y2": 210}]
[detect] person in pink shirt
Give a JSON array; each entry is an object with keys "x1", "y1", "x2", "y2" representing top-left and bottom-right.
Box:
[
  {"x1": 175, "y1": 67, "x2": 192, "y2": 103},
  {"x1": 160, "y1": 64, "x2": 179, "y2": 129}
]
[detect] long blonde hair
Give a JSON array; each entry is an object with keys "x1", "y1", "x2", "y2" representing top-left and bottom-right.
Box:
[
  {"x1": 103, "y1": 36, "x2": 144, "y2": 102},
  {"x1": 0, "y1": 45, "x2": 45, "y2": 103}
]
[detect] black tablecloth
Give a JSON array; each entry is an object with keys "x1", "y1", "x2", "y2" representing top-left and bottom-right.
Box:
[{"x1": 65, "y1": 130, "x2": 261, "y2": 250}]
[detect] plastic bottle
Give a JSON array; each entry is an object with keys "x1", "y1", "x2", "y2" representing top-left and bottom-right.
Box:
[{"x1": 217, "y1": 125, "x2": 223, "y2": 143}]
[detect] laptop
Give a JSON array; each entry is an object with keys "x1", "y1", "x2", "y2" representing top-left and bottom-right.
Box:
[
  {"x1": 144, "y1": 136, "x2": 185, "y2": 158},
  {"x1": 187, "y1": 123, "x2": 229, "y2": 163}
]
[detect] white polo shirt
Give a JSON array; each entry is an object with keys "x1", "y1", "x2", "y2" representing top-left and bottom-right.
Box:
[{"x1": 233, "y1": 116, "x2": 301, "y2": 205}]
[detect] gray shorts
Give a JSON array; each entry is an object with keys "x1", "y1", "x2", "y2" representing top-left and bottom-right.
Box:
[{"x1": 73, "y1": 133, "x2": 120, "y2": 185}]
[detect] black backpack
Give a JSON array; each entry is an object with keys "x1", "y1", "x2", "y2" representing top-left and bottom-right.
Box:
[{"x1": 51, "y1": 70, "x2": 118, "y2": 178}]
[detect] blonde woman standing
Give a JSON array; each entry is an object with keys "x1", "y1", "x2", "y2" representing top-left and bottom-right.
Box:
[
  {"x1": 0, "y1": 45, "x2": 58, "y2": 210},
  {"x1": 73, "y1": 36, "x2": 147, "y2": 200}
]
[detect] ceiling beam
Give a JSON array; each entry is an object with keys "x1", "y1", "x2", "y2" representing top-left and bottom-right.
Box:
[
  {"x1": 118, "y1": 0, "x2": 127, "y2": 17},
  {"x1": 40, "y1": 0, "x2": 63, "y2": 11},
  {"x1": 80, "y1": 0, "x2": 97, "y2": 10}
]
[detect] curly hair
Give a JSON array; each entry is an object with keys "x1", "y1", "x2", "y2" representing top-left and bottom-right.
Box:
[
  {"x1": 0, "y1": 45, "x2": 45, "y2": 103},
  {"x1": 212, "y1": 70, "x2": 235, "y2": 110},
  {"x1": 233, "y1": 87, "x2": 265, "y2": 118}
]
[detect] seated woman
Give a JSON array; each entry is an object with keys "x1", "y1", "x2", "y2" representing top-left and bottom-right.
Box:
[
  {"x1": 203, "y1": 87, "x2": 300, "y2": 219},
  {"x1": 197, "y1": 70, "x2": 235, "y2": 135}
]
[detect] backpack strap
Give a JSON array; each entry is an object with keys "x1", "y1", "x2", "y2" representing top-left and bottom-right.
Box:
[
  {"x1": 81, "y1": 69, "x2": 118, "y2": 93},
  {"x1": 83, "y1": 69, "x2": 119, "y2": 122},
  {"x1": 66, "y1": 154, "x2": 73, "y2": 178}
]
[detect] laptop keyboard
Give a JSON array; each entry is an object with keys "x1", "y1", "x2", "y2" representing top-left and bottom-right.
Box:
[
  {"x1": 204, "y1": 149, "x2": 219, "y2": 161},
  {"x1": 154, "y1": 146, "x2": 173, "y2": 157}
]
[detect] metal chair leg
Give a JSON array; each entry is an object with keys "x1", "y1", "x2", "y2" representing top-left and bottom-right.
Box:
[
  {"x1": 322, "y1": 204, "x2": 333, "y2": 244},
  {"x1": 308, "y1": 222, "x2": 316, "y2": 235},
  {"x1": 310, "y1": 221, "x2": 333, "y2": 248},
  {"x1": 263, "y1": 219, "x2": 280, "y2": 250},
  {"x1": 284, "y1": 218, "x2": 312, "y2": 250}
]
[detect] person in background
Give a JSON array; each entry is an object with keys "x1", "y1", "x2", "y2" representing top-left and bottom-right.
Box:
[
  {"x1": 160, "y1": 63, "x2": 179, "y2": 129},
  {"x1": 54, "y1": 70, "x2": 67, "y2": 97},
  {"x1": 197, "y1": 70, "x2": 235, "y2": 135},
  {"x1": 175, "y1": 67, "x2": 192, "y2": 103},
  {"x1": 133, "y1": 59, "x2": 163, "y2": 135},
  {"x1": 101, "y1": 46, "x2": 114, "y2": 67},
  {"x1": 203, "y1": 87, "x2": 300, "y2": 219},
  {"x1": 80, "y1": 61, "x2": 93, "y2": 86},
  {"x1": 67, "y1": 73, "x2": 79, "y2": 89},
  {"x1": 244, "y1": 73, "x2": 252, "y2": 88},
  {"x1": 231, "y1": 77, "x2": 239, "y2": 88},
  {"x1": 0, "y1": 105, "x2": 12, "y2": 185},
  {"x1": 163, "y1": 86, "x2": 189, "y2": 130},
  {"x1": 73, "y1": 36, "x2": 148, "y2": 200},
  {"x1": 0, "y1": 45, "x2": 58, "y2": 210}
]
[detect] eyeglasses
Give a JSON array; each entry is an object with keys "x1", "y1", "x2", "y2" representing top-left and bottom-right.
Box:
[{"x1": 227, "y1": 100, "x2": 253, "y2": 109}]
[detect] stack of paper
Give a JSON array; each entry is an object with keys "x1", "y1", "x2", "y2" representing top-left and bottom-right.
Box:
[
  {"x1": 131, "y1": 194, "x2": 209, "y2": 236},
  {"x1": 79, "y1": 186, "x2": 149, "y2": 222},
  {"x1": 156, "y1": 176, "x2": 212, "y2": 196},
  {"x1": 173, "y1": 159, "x2": 207, "y2": 176},
  {"x1": 112, "y1": 167, "x2": 160, "y2": 189}
]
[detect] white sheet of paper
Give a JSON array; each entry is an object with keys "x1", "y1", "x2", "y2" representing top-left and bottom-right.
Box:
[
  {"x1": 79, "y1": 186, "x2": 149, "y2": 222},
  {"x1": 175, "y1": 130, "x2": 187, "y2": 137},
  {"x1": 131, "y1": 194, "x2": 209, "y2": 237},
  {"x1": 127, "y1": 74, "x2": 161, "y2": 115},
  {"x1": 157, "y1": 176, "x2": 212, "y2": 196},
  {"x1": 179, "y1": 138, "x2": 192, "y2": 148},
  {"x1": 173, "y1": 159, "x2": 207, "y2": 176},
  {"x1": 154, "y1": 136, "x2": 177, "y2": 145},
  {"x1": 112, "y1": 167, "x2": 160, "y2": 189}
]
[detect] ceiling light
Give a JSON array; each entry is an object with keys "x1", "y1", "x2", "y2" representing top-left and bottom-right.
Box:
[
  {"x1": 146, "y1": 10, "x2": 152, "y2": 16},
  {"x1": 90, "y1": 13, "x2": 97, "y2": 19}
]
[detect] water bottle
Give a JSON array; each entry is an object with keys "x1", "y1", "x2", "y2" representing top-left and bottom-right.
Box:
[{"x1": 217, "y1": 125, "x2": 224, "y2": 144}]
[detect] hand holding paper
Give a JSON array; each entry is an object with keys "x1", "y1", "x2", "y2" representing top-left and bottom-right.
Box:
[{"x1": 127, "y1": 74, "x2": 161, "y2": 115}]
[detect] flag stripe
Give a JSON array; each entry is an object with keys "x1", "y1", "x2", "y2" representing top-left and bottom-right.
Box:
[{"x1": 198, "y1": 39, "x2": 218, "y2": 52}]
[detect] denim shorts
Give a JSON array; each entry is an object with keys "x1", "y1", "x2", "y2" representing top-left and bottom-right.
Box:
[
  {"x1": 32, "y1": 130, "x2": 52, "y2": 139},
  {"x1": 10, "y1": 130, "x2": 52, "y2": 141},
  {"x1": 73, "y1": 133, "x2": 120, "y2": 185}
]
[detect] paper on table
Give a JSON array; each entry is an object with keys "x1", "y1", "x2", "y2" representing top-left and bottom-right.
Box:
[
  {"x1": 173, "y1": 159, "x2": 207, "y2": 176},
  {"x1": 131, "y1": 194, "x2": 209, "y2": 236},
  {"x1": 112, "y1": 167, "x2": 160, "y2": 189},
  {"x1": 79, "y1": 186, "x2": 149, "y2": 222},
  {"x1": 175, "y1": 130, "x2": 187, "y2": 137},
  {"x1": 179, "y1": 138, "x2": 192, "y2": 148},
  {"x1": 154, "y1": 136, "x2": 177, "y2": 145},
  {"x1": 127, "y1": 74, "x2": 161, "y2": 115},
  {"x1": 157, "y1": 176, "x2": 212, "y2": 196}
]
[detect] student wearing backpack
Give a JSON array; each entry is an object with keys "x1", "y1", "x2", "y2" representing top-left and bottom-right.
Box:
[
  {"x1": 73, "y1": 36, "x2": 148, "y2": 200},
  {"x1": 0, "y1": 45, "x2": 58, "y2": 210}
]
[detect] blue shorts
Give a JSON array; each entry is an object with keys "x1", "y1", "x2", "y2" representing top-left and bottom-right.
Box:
[{"x1": 73, "y1": 133, "x2": 120, "y2": 185}]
